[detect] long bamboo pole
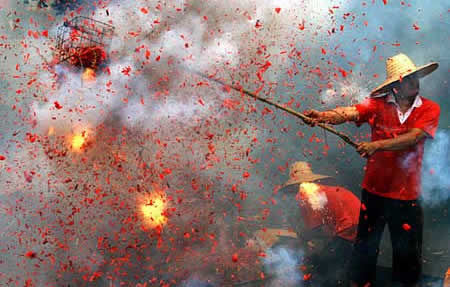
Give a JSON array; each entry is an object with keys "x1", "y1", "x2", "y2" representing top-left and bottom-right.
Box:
[{"x1": 194, "y1": 72, "x2": 358, "y2": 148}]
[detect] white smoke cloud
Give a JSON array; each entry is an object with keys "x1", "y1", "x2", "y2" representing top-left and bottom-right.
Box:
[
  {"x1": 299, "y1": 183, "x2": 328, "y2": 211},
  {"x1": 321, "y1": 76, "x2": 372, "y2": 107},
  {"x1": 421, "y1": 130, "x2": 450, "y2": 206},
  {"x1": 1, "y1": 0, "x2": 449, "y2": 286},
  {"x1": 263, "y1": 246, "x2": 304, "y2": 287}
]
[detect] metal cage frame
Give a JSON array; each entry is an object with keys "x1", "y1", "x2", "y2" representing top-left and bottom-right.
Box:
[{"x1": 56, "y1": 16, "x2": 115, "y2": 65}]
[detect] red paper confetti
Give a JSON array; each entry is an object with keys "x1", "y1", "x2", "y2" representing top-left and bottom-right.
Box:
[
  {"x1": 402, "y1": 223, "x2": 411, "y2": 231},
  {"x1": 54, "y1": 101, "x2": 63, "y2": 109},
  {"x1": 298, "y1": 20, "x2": 305, "y2": 30},
  {"x1": 25, "y1": 251, "x2": 36, "y2": 259},
  {"x1": 361, "y1": 203, "x2": 367, "y2": 211},
  {"x1": 121, "y1": 66, "x2": 132, "y2": 76},
  {"x1": 232, "y1": 253, "x2": 238, "y2": 262}
]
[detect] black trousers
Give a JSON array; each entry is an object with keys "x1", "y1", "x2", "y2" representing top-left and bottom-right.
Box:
[
  {"x1": 349, "y1": 190, "x2": 423, "y2": 286},
  {"x1": 303, "y1": 236, "x2": 353, "y2": 287}
]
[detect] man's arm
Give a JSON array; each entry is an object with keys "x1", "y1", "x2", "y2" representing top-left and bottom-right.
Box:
[
  {"x1": 357, "y1": 128, "x2": 427, "y2": 157},
  {"x1": 304, "y1": 106, "x2": 359, "y2": 125}
]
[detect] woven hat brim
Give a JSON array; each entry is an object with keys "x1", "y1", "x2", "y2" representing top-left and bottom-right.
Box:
[
  {"x1": 282, "y1": 174, "x2": 330, "y2": 189},
  {"x1": 370, "y1": 62, "x2": 438, "y2": 97}
]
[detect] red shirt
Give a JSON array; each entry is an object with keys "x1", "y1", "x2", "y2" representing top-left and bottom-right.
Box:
[
  {"x1": 299, "y1": 185, "x2": 360, "y2": 242},
  {"x1": 355, "y1": 96, "x2": 440, "y2": 200}
]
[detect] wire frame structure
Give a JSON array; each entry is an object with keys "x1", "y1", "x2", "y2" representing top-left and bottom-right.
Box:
[{"x1": 56, "y1": 16, "x2": 115, "y2": 69}]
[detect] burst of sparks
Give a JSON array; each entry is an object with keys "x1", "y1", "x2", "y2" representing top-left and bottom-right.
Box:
[
  {"x1": 82, "y1": 67, "x2": 96, "y2": 83},
  {"x1": 70, "y1": 133, "x2": 86, "y2": 151},
  {"x1": 140, "y1": 194, "x2": 167, "y2": 228},
  {"x1": 47, "y1": 126, "x2": 55, "y2": 136},
  {"x1": 298, "y1": 182, "x2": 327, "y2": 211}
]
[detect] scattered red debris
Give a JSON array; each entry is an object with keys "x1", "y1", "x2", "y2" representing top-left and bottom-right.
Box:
[
  {"x1": 25, "y1": 251, "x2": 36, "y2": 259},
  {"x1": 54, "y1": 101, "x2": 63, "y2": 109},
  {"x1": 232, "y1": 253, "x2": 238, "y2": 262},
  {"x1": 122, "y1": 66, "x2": 132, "y2": 76}
]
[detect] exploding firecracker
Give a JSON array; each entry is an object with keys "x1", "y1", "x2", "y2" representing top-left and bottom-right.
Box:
[
  {"x1": 81, "y1": 67, "x2": 97, "y2": 83},
  {"x1": 138, "y1": 189, "x2": 168, "y2": 229},
  {"x1": 297, "y1": 183, "x2": 328, "y2": 211},
  {"x1": 69, "y1": 132, "x2": 87, "y2": 151}
]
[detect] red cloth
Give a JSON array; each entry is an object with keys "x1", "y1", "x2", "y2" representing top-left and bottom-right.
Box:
[
  {"x1": 67, "y1": 46, "x2": 107, "y2": 69},
  {"x1": 299, "y1": 185, "x2": 360, "y2": 242},
  {"x1": 355, "y1": 96, "x2": 440, "y2": 200}
]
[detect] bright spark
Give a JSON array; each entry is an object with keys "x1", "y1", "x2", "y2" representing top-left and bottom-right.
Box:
[
  {"x1": 82, "y1": 67, "x2": 96, "y2": 83},
  {"x1": 70, "y1": 133, "x2": 86, "y2": 151},
  {"x1": 299, "y1": 182, "x2": 327, "y2": 211},
  {"x1": 140, "y1": 195, "x2": 167, "y2": 228}
]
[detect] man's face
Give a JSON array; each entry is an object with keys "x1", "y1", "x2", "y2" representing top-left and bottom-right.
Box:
[{"x1": 394, "y1": 75, "x2": 420, "y2": 99}]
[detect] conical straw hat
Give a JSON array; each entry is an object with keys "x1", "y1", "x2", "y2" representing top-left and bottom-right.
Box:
[
  {"x1": 370, "y1": 53, "x2": 438, "y2": 97},
  {"x1": 283, "y1": 161, "x2": 330, "y2": 187}
]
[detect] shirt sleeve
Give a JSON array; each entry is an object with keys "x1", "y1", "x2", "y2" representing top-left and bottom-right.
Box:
[
  {"x1": 354, "y1": 98, "x2": 378, "y2": 126},
  {"x1": 413, "y1": 102, "x2": 440, "y2": 138}
]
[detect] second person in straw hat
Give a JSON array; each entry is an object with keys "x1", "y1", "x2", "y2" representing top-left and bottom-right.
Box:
[
  {"x1": 303, "y1": 53, "x2": 441, "y2": 287},
  {"x1": 279, "y1": 161, "x2": 360, "y2": 287}
]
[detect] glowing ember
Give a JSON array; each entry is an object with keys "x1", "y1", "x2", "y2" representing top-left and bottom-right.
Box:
[
  {"x1": 47, "y1": 126, "x2": 55, "y2": 136},
  {"x1": 82, "y1": 67, "x2": 96, "y2": 83},
  {"x1": 69, "y1": 132, "x2": 86, "y2": 151},
  {"x1": 298, "y1": 182, "x2": 328, "y2": 211},
  {"x1": 140, "y1": 193, "x2": 167, "y2": 228}
]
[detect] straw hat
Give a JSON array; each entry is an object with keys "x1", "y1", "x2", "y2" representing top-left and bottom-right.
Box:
[
  {"x1": 370, "y1": 53, "x2": 438, "y2": 97},
  {"x1": 283, "y1": 161, "x2": 330, "y2": 187}
]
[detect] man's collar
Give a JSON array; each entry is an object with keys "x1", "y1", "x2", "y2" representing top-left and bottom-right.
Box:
[{"x1": 386, "y1": 94, "x2": 422, "y2": 108}]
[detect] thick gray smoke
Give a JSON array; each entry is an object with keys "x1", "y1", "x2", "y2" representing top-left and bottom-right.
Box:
[
  {"x1": 0, "y1": 0, "x2": 449, "y2": 286},
  {"x1": 421, "y1": 130, "x2": 450, "y2": 206},
  {"x1": 263, "y1": 246, "x2": 304, "y2": 287}
]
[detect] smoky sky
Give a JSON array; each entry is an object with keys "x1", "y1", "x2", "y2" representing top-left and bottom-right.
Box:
[{"x1": 0, "y1": 0, "x2": 449, "y2": 286}]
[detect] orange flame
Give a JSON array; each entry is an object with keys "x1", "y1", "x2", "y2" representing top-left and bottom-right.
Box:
[
  {"x1": 140, "y1": 192, "x2": 167, "y2": 228},
  {"x1": 82, "y1": 67, "x2": 96, "y2": 83},
  {"x1": 47, "y1": 126, "x2": 55, "y2": 136},
  {"x1": 68, "y1": 131, "x2": 87, "y2": 152}
]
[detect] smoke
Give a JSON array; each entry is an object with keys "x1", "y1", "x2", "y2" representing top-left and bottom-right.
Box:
[
  {"x1": 263, "y1": 246, "x2": 304, "y2": 287},
  {"x1": 321, "y1": 75, "x2": 371, "y2": 108},
  {"x1": 0, "y1": 0, "x2": 449, "y2": 286},
  {"x1": 299, "y1": 182, "x2": 328, "y2": 211},
  {"x1": 421, "y1": 130, "x2": 450, "y2": 206},
  {"x1": 180, "y1": 278, "x2": 214, "y2": 287}
]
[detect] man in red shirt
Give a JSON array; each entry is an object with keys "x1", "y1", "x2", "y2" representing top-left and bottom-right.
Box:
[
  {"x1": 281, "y1": 161, "x2": 360, "y2": 286},
  {"x1": 304, "y1": 53, "x2": 441, "y2": 287}
]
